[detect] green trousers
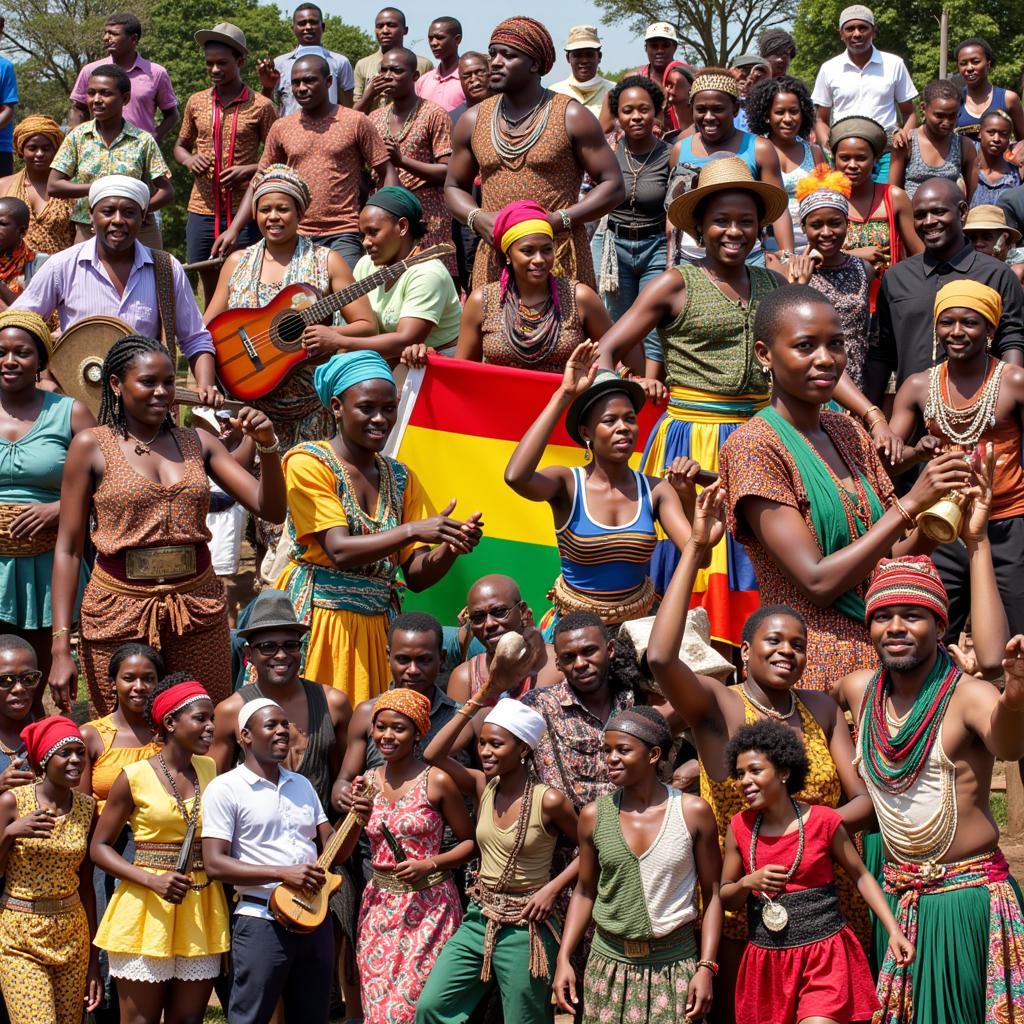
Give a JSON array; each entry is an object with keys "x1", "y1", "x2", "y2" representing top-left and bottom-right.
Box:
[{"x1": 414, "y1": 902, "x2": 557, "y2": 1024}]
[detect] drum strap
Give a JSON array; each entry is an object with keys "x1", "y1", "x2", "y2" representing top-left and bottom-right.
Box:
[{"x1": 151, "y1": 249, "x2": 177, "y2": 365}]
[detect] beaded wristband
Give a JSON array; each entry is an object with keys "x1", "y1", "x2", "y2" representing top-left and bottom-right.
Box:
[
  {"x1": 555, "y1": 208, "x2": 571, "y2": 231},
  {"x1": 257, "y1": 434, "x2": 281, "y2": 455},
  {"x1": 466, "y1": 208, "x2": 482, "y2": 234},
  {"x1": 696, "y1": 959, "x2": 719, "y2": 976}
]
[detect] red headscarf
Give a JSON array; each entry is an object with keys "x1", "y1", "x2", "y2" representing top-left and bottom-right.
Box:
[
  {"x1": 662, "y1": 60, "x2": 692, "y2": 131},
  {"x1": 151, "y1": 680, "x2": 211, "y2": 729},
  {"x1": 21, "y1": 716, "x2": 83, "y2": 772}
]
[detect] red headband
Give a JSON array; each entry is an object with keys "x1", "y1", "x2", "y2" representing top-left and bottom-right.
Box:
[
  {"x1": 865, "y1": 556, "x2": 949, "y2": 629},
  {"x1": 151, "y1": 681, "x2": 210, "y2": 728},
  {"x1": 21, "y1": 716, "x2": 83, "y2": 772}
]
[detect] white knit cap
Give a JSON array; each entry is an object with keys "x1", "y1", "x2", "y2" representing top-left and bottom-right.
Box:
[
  {"x1": 484, "y1": 698, "x2": 546, "y2": 749},
  {"x1": 839, "y1": 4, "x2": 874, "y2": 27},
  {"x1": 238, "y1": 697, "x2": 283, "y2": 732},
  {"x1": 88, "y1": 174, "x2": 151, "y2": 212}
]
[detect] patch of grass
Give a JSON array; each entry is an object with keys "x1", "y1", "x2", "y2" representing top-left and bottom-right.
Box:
[
  {"x1": 204, "y1": 1009, "x2": 226, "y2": 1023},
  {"x1": 993, "y1": 793, "x2": 1008, "y2": 828}
]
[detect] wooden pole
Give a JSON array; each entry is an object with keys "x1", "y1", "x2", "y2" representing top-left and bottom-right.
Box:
[
  {"x1": 1007, "y1": 760, "x2": 1024, "y2": 837},
  {"x1": 939, "y1": 7, "x2": 949, "y2": 78}
]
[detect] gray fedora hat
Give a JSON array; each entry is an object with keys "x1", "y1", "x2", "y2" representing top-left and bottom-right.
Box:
[
  {"x1": 194, "y1": 22, "x2": 248, "y2": 56},
  {"x1": 237, "y1": 589, "x2": 309, "y2": 639}
]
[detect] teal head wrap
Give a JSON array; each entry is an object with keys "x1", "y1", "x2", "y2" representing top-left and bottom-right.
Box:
[{"x1": 313, "y1": 351, "x2": 396, "y2": 407}]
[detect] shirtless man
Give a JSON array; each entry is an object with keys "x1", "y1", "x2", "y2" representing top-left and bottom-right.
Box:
[
  {"x1": 835, "y1": 482, "x2": 1024, "y2": 1024},
  {"x1": 446, "y1": 574, "x2": 563, "y2": 710},
  {"x1": 210, "y1": 588, "x2": 350, "y2": 812}
]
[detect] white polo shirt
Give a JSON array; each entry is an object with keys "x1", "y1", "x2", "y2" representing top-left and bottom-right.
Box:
[
  {"x1": 811, "y1": 46, "x2": 918, "y2": 130},
  {"x1": 202, "y1": 763, "x2": 327, "y2": 920}
]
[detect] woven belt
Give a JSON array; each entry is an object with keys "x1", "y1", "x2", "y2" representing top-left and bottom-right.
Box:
[
  {"x1": 748, "y1": 883, "x2": 845, "y2": 949},
  {"x1": 0, "y1": 503, "x2": 58, "y2": 557},
  {"x1": 134, "y1": 841, "x2": 205, "y2": 873},
  {"x1": 607, "y1": 220, "x2": 665, "y2": 240},
  {"x1": 371, "y1": 867, "x2": 451, "y2": 894},
  {"x1": 547, "y1": 574, "x2": 655, "y2": 626},
  {"x1": 594, "y1": 922, "x2": 696, "y2": 964},
  {"x1": 0, "y1": 892, "x2": 80, "y2": 915}
]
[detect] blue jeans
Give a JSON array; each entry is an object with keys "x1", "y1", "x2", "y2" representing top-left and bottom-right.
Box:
[{"x1": 595, "y1": 227, "x2": 667, "y2": 366}]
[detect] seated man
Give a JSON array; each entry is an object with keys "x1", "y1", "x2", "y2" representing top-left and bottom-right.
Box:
[
  {"x1": 12, "y1": 174, "x2": 221, "y2": 404},
  {"x1": 446, "y1": 574, "x2": 563, "y2": 708}
]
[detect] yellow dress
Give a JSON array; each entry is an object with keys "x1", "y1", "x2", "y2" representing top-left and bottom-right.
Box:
[
  {"x1": 700, "y1": 688, "x2": 871, "y2": 945},
  {"x1": 86, "y1": 714, "x2": 162, "y2": 814},
  {"x1": 276, "y1": 441, "x2": 432, "y2": 705},
  {"x1": 94, "y1": 755, "x2": 229, "y2": 959},
  {"x1": 0, "y1": 785, "x2": 94, "y2": 1024}
]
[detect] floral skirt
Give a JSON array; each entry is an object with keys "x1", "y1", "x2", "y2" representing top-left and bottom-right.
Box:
[{"x1": 582, "y1": 948, "x2": 698, "y2": 1024}]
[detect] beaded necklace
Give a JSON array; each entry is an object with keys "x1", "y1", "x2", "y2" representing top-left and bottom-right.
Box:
[
  {"x1": 923, "y1": 357, "x2": 1005, "y2": 449},
  {"x1": 384, "y1": 99, "x2": 422, "y2": 145},
  {"x1": 490, "y1": 91, "x2": 554, "y2": 170},
  {"x1": 860, "y1": 646, "x2": 959, "y2": 795}
]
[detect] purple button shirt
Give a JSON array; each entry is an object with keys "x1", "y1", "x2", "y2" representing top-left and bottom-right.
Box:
[
  {"x1": 70, "y1": 56, "x2": 177, "y2": 135},
  {"x1": 12, "y1": 239, "x2": 213, "y2": 360}
]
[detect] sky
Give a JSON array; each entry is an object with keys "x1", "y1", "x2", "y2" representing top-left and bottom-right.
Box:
[{"x1": 316, "y1": 0, "x2": 649, "y2": 77}]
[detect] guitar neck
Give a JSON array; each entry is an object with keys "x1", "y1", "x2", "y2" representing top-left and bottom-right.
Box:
[
  {"x1": 317, "y1": 799, "x2": 369, "y2": 870},
  {"x1": 304, "y1": 260, "x2": 411, "y2": 323}
]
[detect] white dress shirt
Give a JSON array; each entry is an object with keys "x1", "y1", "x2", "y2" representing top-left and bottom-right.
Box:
[{"x1": 811, "y1": 46, "x2": 918, "y2": 130}]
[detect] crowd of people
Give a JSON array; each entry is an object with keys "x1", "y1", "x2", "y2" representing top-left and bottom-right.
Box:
[{"x1": 0, "y1": 3, "x2": 1022, "y2": 1024}]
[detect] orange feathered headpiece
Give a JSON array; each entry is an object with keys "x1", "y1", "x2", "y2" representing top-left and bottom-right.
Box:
[{"x1": 796, "y1": 165, "x2": 852, "y2": 221}]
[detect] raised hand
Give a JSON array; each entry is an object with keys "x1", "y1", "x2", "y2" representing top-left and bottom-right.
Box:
[
  {"x1": 960, "y1": 442, "x2": 995, "y2": 544},
  {"x1": 232, "y1": 407, "x2": 277, "y2": 448},
  {"x1": 689, "y1": 481, "x2": 726, "y2": 552},
  {"x1": 560, "y1": 341, "x2": 599, "y2": 399}
]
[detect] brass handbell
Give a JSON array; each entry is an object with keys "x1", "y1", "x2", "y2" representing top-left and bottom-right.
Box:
[{"x1": 916, "y1": 496, "x2": 962, "y2": 544}]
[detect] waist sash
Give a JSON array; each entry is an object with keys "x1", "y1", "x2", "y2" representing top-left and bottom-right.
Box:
[
  {"x1": 592, "y1": 921, "x2": 697, "y2": 966},
  {"x1": 747, "y1": 882, "x2": 845, "y2": 949},
  {"x1": 468, "y1": 878, "x2": 560, "y2": 981},
  {"x1": 0, "y1": 891, "x2": 80, "y2": 915},
  {"x1": 371, "y1": 866, "x2": 451, "y2": 894},
  {"x1": 666, "y1": 386, "x2": 769, "y2": 425},
  {"x1": 134, "y1": 840, "x2": 205, "y2": 873},
  {"x1": 285, "y1": 559, "x2": 397, "y2": 617},
  {"x1": 876, "y1": 849, "x2": 1024, "y2": 1024}
]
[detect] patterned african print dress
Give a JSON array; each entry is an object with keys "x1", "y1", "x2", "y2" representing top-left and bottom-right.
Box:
[
  {"x1": 227, "y1": 237, "x2": 337, "y2": 547},
  {"x1": 808, "y1": 257, "x2": 871, "y2": 389},
  {"x1": 471, "y1": 93, "x2": 594, "y2": 289},
  {"x1": 369, "y1": 100, "x2": 456, "y2": 276},
  {"x1": 699, "y1": 688, "x2": 872, "y2": 948},
  {"x1": 3, "y1": 172, "x2": 75, "y2": 255},
  {"x1": 357, "y1": 767, "x2": 461, "y2": 1024},
  {"x1": 276, "y1": 441, "x2": 433, "y2": 705},
  {"x1": 0, "y1": 786, "x2": 94, "y2": 1024},
  {"x1": 844, "y1": 184, "x2": 905, "y2": 312}
]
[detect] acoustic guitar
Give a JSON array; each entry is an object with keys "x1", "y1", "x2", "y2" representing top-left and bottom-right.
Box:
[
  {"x1": 269, "y1": 779, "x2": 377, "y2": 933},
  {"x1": 209, "y1": 242, "x2": 455, "y2": 400}
]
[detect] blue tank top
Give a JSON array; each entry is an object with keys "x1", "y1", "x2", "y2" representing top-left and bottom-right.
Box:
[
  {"x1": 557, "y1": 467, "x2": 658, "y2": 599},
  {"x1": 676, "y1": 129, "x2": 759, "y2": 177},
  {"x1": 957, "y1": 85, "x2": 1008, "y2": 135}
]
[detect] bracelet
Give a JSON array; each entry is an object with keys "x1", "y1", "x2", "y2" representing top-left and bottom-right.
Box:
[
  {"x1": 555, "y1": 208, "x2": 571, "y2": 231},
  {"x1": 256, "y1": 434, "x2": 281, "y2": 454},
  {"x1": 456, "y1": 699, "x2": 482, "y2": 718},
  {"x1": 891, "y1": 495, "x2": 916, "y2": 528},
  {"x1": 52, "y1": 627, "x2": 71, "y2": 642},
  {"x1": 430, "y1": 858, "x2": 439, "y2": 872},
  {"x1": 696, "y1": 959, "x2": 719, "y2": 976},
  {"x1": 466, "y1": 207, "x2": 482, "y2": 234},
  {"x1": 862, "y1": 405, "x2": 885, "y2": 426}
]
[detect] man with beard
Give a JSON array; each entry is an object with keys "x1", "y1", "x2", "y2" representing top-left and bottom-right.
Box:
[
  {"x1": 12, "y1": 175, "x2": 222, "y2": 406},
  {"x1": 210, "y1": 589, "x2": 350, "y2": 811},
  {"x1": 447, "y1": 575, "x2": 561, "y2": 712},
  {"x1": 836, "y1": 529, "x2": 1024, "y2": 1024},
  {"x1": 445, "y1": 16, "x2": 623, "y2": 290}
]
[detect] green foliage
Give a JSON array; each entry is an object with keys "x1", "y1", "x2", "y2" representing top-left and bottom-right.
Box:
[
  {"x1": 793, "y1": 0, "x2": 1024, "y2": 94},
  {"x1": 2, "y1": 0, "x2": 375, "y2": 257}
]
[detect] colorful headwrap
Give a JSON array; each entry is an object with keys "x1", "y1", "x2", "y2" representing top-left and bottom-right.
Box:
[
  {"x1": 605, "y1": 708, "x2": 672, "y2": 752},
  {"x1": 493, "y1": 200, "x2": 553, "y2": 254},
  {"x1": 13, "y1": 115, "x2": 64, "y2": 156},
  {"x1": 796, "y1": 165, "x2": 853, "y2": 222},
  {"x1": 150, "y1": 680, "x2": 211, "y2": 729},
  {"x1": 690, "y1": 70, "x2": 740, "y2": 101},
  {"x1": 0, "y1": 309, "x2": 53, "y2": 357},
  {"x1": 489, "y1": 17, "x2": 556, "y2": 76},
  {"x1": 865, "y1": 556, "x2": 949, "y2": 629},
  {"x1": 313, "y1": 351, "x2": 395, "y2": 407},
  {"x1": 88, "y1": 174, "x2": 151, "y2": 212},
  {"x1": 21, "y1": 716, "x2": 83, "y2": 772},
  {"x1": 365, "y1": 186, "x2": 423, "y2": 226},
  {"x1": 374, "y1": 687, "x2": 432, "y2": 737},
  {"x1": 252, "y1": 163, "x2": 311, "y2": 217},
  {"x1": 933, "y1": 279, "x2": 1003, "y2": 327},
  {"x1": 484, "y1": 698, "x2": 546, "y2": 749}
]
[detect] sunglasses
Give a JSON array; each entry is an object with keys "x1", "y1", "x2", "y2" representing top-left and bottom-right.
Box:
[
  {"x1": 250, "y1": 639, "x2": 303, "y2": 656},
  {"x1": 467, "y1": 604, "x2": 518, "y2": 626},
  {"x1": 0, "y1": 670, "x2": 42, "y2": 690}
]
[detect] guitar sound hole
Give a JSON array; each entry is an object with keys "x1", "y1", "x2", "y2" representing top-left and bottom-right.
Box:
[{"x1": 272, "y1": 311, "x2": 306, "y2": 352}]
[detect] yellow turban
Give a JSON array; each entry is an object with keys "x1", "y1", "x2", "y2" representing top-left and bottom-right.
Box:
[
  {"x1": 12, "y1": 115, "x2": 64, "y2": 156},
  {"x1": 933, "y1": 280, "x2": 1002, "y2": 327}
]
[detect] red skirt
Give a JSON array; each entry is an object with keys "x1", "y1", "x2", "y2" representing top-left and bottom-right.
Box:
[{"x1": 734, "y1": 923, "x2": 879, "y2": 1024}]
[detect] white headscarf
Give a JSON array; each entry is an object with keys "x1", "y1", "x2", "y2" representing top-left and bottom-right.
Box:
[
  {"x1": 484, "y1": 698, "x2": 546, "y2": 749},
  {"x1": 237, "y1": 697, "x2": 283, "y2": 732},
  {"x1": 88, "y1": 175, "x2": 151, "y2": 212}
]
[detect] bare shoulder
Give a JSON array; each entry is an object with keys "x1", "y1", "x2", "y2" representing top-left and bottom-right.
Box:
[
  {"x1": 680, "y1": 792, "x2": 716, "y2": 832},
  {"x1": 322, "y1": 684, "x2": 352, "y2": 720}
]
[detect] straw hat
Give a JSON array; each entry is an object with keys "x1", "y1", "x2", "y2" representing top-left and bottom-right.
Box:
[
  {"x1": 565, "y1": 25, "x2": 602, "y2": 51},
  {"x1": 621, "y1": 608, "x2": 736, "y2": 689},
  {"x1": 668, "y1": 155, "x2": 789, "y2": 235},
  {"x1": 963, "y1": 204, "x2": 1021, "y2": 245}
]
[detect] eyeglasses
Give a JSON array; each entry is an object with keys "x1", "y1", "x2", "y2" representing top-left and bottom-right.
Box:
[
  {"x1": 467, "y1": 605, "x2": 516, "y2": 626},
  {"x1": 0, "y1": 670, "x2": 42, "y2": 690},
  {"x1": 250, "y1": 639, "x2": 304, "y2": 656}
]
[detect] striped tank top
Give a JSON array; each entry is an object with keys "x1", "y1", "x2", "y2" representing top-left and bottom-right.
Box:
[{"x1": 556, "y1": 466, "x2": 657, "y2": 602}]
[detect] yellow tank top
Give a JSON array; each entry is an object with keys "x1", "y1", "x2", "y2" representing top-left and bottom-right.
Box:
[
  {"x1": 87, "y1": 715, "x2": 162, "y2": 812},
  {"x1": 477, "y1": 779, "x2": 557, "y2": 891}
]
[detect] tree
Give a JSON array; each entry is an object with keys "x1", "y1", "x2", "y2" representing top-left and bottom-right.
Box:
[
  {"x1": 792, "y1": 0, "x2": 1024, "y2": 92},
  {"x1": 593, "y1": 0, "x2": 796, "y2": 67}
]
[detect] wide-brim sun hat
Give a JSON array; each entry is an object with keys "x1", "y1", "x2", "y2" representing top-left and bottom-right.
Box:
[
  {"x1": 964, "y1": 203, "x2": 1022, "y2": 245},
  {"x1": 667, "y1": 155, "x2": 789, "y2": 235},
  {"x1": 565, "y1": 369, "x2": 646, "y2": 448}
]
